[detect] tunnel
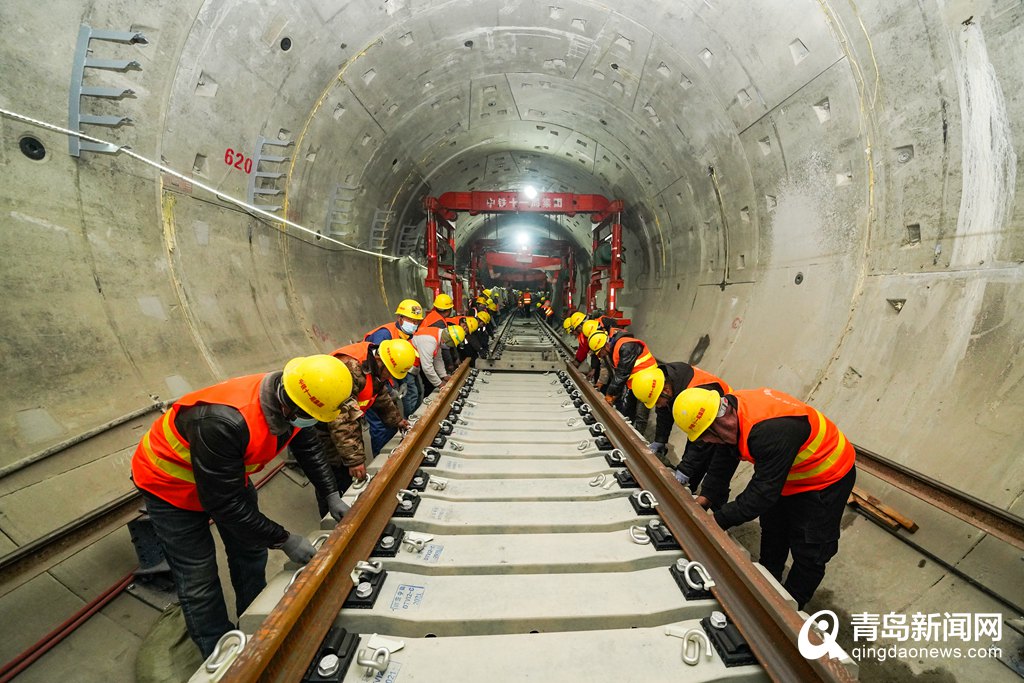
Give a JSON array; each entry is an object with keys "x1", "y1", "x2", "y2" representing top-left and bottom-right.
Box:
[{"x1": 1, "y1": 0, "x2": 1022, "y2": 680}]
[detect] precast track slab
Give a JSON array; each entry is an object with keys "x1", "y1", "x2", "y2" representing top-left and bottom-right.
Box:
[{"x1": 230, "y1": 318, "x2": 773, "y2": 682}]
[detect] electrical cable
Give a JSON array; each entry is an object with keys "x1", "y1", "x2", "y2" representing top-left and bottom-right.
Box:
[{"x1": 0, "y1": 107, "x2": 405, "y2": 262}]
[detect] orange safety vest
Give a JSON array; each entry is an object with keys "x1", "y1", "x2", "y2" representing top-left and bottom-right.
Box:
[
  {"x1": 734, "y1": 388, "x2": 855, "y2": 496},
  {"x1": 611, "y1": 336, "x2": 657, "y2": 387},
  {"x1": 422, "y1": 309, "x2": 448, "y2": 329},
  {"x1": 690, "y1": 367, "x2": 732, "y2": 395},
  {"x1": 131, "y1": 374, "x2": 292, "y2": 511},
  {"x1": 363, "y1": 321, "x2": 408, "y2": 341},
  {"x1": 333, "y1": 342, "x2": 380, "y2": 415},
  {"x1": 414, "y1": 325, "x2": 443, "y2": 357}
]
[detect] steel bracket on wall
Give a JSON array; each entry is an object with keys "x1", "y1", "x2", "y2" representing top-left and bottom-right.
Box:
[
  {"x1": 68, "y1": 24, "x2": 148, "y2": 156},
  {"x1": 246, "y1": 136, "x2": 292, "y2": 213}
]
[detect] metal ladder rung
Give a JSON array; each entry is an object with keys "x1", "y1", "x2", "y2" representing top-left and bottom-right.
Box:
[
  {"x1": 78, "y1": 114, "x2": 131, "y2": 126},
  {"x1": 80, "y1": 85, "x2": 134, "y2": 98},
  {"x1": 255, "y1": 171, "x2": 285, "y2": 179},
  {"x1": 259, "y1": 155, "x2": 289, "y2": 163},
  {"x1": 79, "y1": 140, "x2": 119, "y2": 153},
  {"x1": 85, "y1": 57, "x2": 141, "y2": 71},
  {"x1": 253, "y1": 188, "x2": 282, "y2": 196}
]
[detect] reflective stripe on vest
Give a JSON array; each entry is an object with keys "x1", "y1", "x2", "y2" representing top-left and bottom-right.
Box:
[
  {"x1": 414, "y1": 326, "x2": 443, "y2": 357},
  {"x1": 422, "y1": 310, "x2": 447, "y2": 329},
  {"x1": 734, "y1": 388, "x2": 855, "y2": 496},
  {"x1": 333, "y1": 342, "x2": 377, "y2": 415},
  {"x1": 131, "y1": 373, "x2": 290, "y2": 511},
  {"x1": 611, "y1": 337, "x2": 656, "y2": 387}
]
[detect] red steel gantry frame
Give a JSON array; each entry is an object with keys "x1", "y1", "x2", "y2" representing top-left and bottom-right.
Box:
[{"x1": 423, "y1": 191, "x2": 624, "y2": 314}]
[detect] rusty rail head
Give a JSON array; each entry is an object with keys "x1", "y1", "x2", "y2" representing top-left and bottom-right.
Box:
[
  {"x1": 853, "y1": 445, "x2": 1024, "y2": 551},
  {"x1": 222, "y1": 362, "x2": 471, "y2": 683},
  {"x1": 564, "y1": 362, "x2": 856, "y2": 683}
]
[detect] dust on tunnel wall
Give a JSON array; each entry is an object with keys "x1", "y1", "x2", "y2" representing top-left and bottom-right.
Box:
[{"x1": 1, "y1": 0, "x2": 1022, "y2": 522}]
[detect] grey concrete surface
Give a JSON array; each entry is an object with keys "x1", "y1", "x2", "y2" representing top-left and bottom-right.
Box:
[{"x1": 1, "y1": 0, "x2": 1022, "y2": 680}]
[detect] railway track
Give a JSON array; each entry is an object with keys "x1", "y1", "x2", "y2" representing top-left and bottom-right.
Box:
[{"x1": 193, "y1": 316, "x2": 856, "y2": 682}]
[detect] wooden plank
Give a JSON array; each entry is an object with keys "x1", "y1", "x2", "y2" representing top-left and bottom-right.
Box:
[{"x1": 851, "y1": 486, "x2": 919, "y2": 532}]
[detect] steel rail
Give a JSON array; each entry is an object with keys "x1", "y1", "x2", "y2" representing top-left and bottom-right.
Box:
[
  {"x1": 564, "y1": 361, "x2": 854, "y2": 682},
  {"x1": 853, "y1": 446, "x2": 1024, "y2": 550},
  {"x1": 222, "y1": 362, "x2": 471, "y2": 683},
  {"x1": 540, "y1": 321, "x2": 1024, "y2": 551}
]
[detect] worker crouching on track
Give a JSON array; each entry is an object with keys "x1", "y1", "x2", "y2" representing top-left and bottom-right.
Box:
[
  {"x1": 319, "y1": 340, "x2": 417, "y2": 512},
  {"x1": 673, "y1": 387, "x2": 857, "y2": 609},
  {"x1": 130, "y1": 355, "x2": 353, "y2": 657},
  {"x1": 630, "y1": 363, "x2": 732, "y2": 476}
]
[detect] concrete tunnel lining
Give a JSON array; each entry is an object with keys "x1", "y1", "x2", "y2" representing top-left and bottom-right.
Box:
[{"x1": 1, "y1": 0, "x2": 1023, "y2": 679}]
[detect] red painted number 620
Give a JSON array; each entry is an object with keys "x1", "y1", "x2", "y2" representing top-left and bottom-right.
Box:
[{"x1": 224, "y1": 148, "x2": 253, "y2": 174}]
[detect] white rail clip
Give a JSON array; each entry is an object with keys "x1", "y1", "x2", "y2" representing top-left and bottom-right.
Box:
[
  {"x1": 351, "y1": 476, "x2": 370, "y2": 490},
  {"x1": 567, "y1": 417, "x2": 581, "y2": 427},
  {"x1": 350, "y1": 559, "x2": 383, "y2": 584},
  {"x1": 683, "y1": 561, "x2": 716, "y2": 590},
  {"x1": 448, "y1": 440, "x2": 465, "y2": 452},
  {"x1": 203, "y1": 630, "x2": 246, "y2": 678},
  {"x1": 636, "y1": 490, "x2": 659, "y2": 508},
  {"x1": 357, "y1": 647, "x2": 390, "y2": 677},
  {"x1": 402, "y1": 532, "x2": 434, "y2": 553},
  {"x1": 577, "y1": 440, "x2": 591, "y2": 451},
  {"x1": 629, "y1": 525, "x2": 651, "y2": 544},
  {"x1": 589, "y1": 474, "x2": 607, "y2": 487},
  {"x1": 428, "y1": 476, "x2": 449, "y2": 491}
]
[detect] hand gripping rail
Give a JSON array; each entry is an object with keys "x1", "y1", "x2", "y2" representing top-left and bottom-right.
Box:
[
  {"x1": 564, "y1": 361, "x2": 855, "y2": 683},
  {"x1": 220, "y1": 361, "x2": 473, "y2": 682}
]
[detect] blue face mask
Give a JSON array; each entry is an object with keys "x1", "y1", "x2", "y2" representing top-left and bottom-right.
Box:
[
  {"x1": 399, "y1": 319, "x2": 419, "y2": 335},
  {"x1": 289, "y1": 415, "x2": 318, "y2": 429}
]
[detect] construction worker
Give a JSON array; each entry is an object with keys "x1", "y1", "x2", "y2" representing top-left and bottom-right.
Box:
[
  {"x1": 589, "y1": 331, "x2": 657, "y2": 433},
  {"x1": 320, "y1": 340, "x2": 417, "y2": 510},
  {"x1": 566, "y1": 311, "x2": 587, "y2": 364},
  {"x1": 423, "y1": 293, "x2": 459, "y2": 373},
  {"x1": 673, "y1": 387, "x2": 857, "y2": 609},
  {"x1": 130, "y1": 355, "x2": 353, "y2": 657},
  {"x1": 411, "y1": 323, "x2": 465, "y2": 396},
  {"x1": 452, "y1": 314, "x2": 485, "y2": 362},
  {"x1": 476, "y1": 309, "x2": 494, "y2": 343},
  {"x1": 630, "y1": 364, "x2": 732, "y2": 472},
  {"x1": 364, "y1": 298, "x2": 424, "y2": 417}
]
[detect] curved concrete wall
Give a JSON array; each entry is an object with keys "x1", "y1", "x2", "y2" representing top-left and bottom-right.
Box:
[{"x1": 1, "y1": 0, "x2": 1022, "y2": 676}]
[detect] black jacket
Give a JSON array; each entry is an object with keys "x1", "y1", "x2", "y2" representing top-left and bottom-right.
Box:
[
  {"x1": 175, "y1": 372, "x2": 338, "y2": 548},
  {"x1": 605, "y1": 339, "x2": 647, "y2": 398},
  {"x1": 699, "y1": 395, "x2": 811, "y2": 529},
  {"x1": 654, "y1": 362, "x2": 731, "y2": 443}
]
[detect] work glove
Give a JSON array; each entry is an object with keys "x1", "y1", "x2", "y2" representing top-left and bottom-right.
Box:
[
  {"x1": 674, "y1": 469, "x2": 690, "y2": 486},
  {"x1": 281, "y1": 533, "x2": 317, "y2": 564},
  {"x1": 604, "y1": 394, "x2": 616, "y2": 405},
  {"x1": 649, "y1": 442, "x2": 667, "y2": 456},
  {"x1": 325, "y1": 492, "x2": 351, "y2": 521}
]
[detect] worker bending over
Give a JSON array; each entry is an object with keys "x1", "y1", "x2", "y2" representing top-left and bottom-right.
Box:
[
  {"x1": 673, "y1": 387, "x2": 856, "y2": 608},
  {"x1": 320, "y1": 341, "x2": 415, "y2": 510},
  {"x1": 411, "y1": 323, "x2": 465, "y2": 396},
  {"x1": 588, "y1": 330, "x2": 657, "y2": 430},
  {"x1": 364, "y1": 298, "x2": 424, "y2": 417},
  {"x1": 630, "y1": 363, "x2": 731, "y2": 471},
  {"x1": 130, "y1": 355, "x2": 353, "y2": 657}
]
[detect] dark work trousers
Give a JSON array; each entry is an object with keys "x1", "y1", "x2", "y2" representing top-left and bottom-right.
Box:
[
  {"x1": 757, "y1": 465, "x2": 857, "y2": 609},
  {"x1": 316, "y1": 464, "x2": 354, "y2": 519},
  {"x1": 140, "y1": 487, "x2": 268, "y2": 658},
  {"x1": 401, "y1": 373, "x2": 421, "y2": 417}
]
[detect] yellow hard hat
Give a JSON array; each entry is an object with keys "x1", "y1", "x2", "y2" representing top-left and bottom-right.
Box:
[
  {"x1": 487, "y1": 301, "x2": 497, "y2": 311},
  {"x1": 477, "y1": 310, "x2": 492, "y2": 324},
  {"x1": 588, "y1": 332, "x2": 609, "y2": 352},
  {"x1": 673, "y1": 388, "x2": 722, "y2": 442},
  {"x1": 463, "y1": 317, "x2": 479, "y2": 334},
  {"x1": 581, "y1": 319, "x2": 600, "y2": 338},
  {"x1": 446, "y1": 324, "x2": 466, "y2": 346},
  {"x1": 476, "y1": 296, "x2": 487, "y2": 304},
  {"x1": 433, "y1": 293, "x2": 454, "y2": 310},
  {"x1": 394, "y1": 298, "x2": 424, "y2": 321},
  {"x1": 569, "y1": 312, "x2": 586, "y2": 329},
  {"x1": 282, "y1": 355, "x2": 353, "y2": 422},
  {"x1": 378, "y1": 339, "x2": 418, "y2": 379},
  {"x1": 562, "y1": 316, "x2": 573, "y2": 331},
  {"x1": 631, "y1": 367, "x2": 665, "y2": 409},
  {"x1": 483, "y1": 288, "x2": 492, "y2": 297}
]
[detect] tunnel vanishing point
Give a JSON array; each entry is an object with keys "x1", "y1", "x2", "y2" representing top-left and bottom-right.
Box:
[{"x1": 1, "y1": 0, "x2": 1022, "y2": 681}]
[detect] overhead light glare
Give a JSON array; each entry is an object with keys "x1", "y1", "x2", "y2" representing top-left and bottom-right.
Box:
[{"x1": 523, "y1": 185, "x2": 538, "y2": 199}]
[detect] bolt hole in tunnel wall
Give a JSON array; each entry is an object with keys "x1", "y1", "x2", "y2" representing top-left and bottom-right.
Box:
[{"x1": 0, "y1": 0, "x2": 1023, "y2": 679}]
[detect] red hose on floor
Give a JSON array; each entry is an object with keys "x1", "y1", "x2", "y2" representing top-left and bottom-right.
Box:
[{"x1": 0, "y1": 462, "x2": 287, "y2": 681}]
